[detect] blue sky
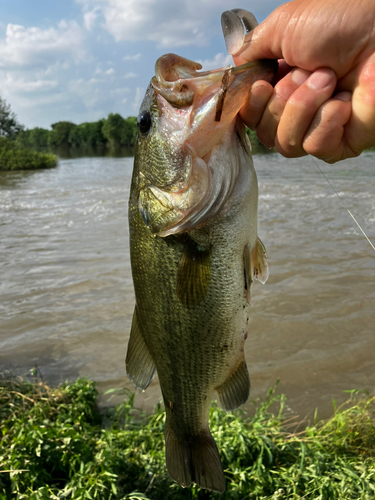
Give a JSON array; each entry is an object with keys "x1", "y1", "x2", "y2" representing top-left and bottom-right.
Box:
[{"x1": 0, "y1": 0, "x2": 282, "y2": 129}]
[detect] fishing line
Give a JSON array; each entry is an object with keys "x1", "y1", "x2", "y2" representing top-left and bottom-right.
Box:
[{"x1": 310, "y1": 156, "x2": 375, "y2": 252}]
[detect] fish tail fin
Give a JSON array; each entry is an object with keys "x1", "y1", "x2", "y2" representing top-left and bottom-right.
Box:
[{"x1": 164, "y1": 423, "x2": 226, "y2": 493}]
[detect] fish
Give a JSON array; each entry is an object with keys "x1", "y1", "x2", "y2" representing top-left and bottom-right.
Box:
[{"x1": 126, "y1": 52, "x2": 277, "y2": 492}]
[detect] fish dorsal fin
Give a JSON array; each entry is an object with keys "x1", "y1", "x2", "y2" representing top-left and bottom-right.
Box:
[
  {"x1": 176, "y1": 237, "x2": 211, "y2": 308},
  {"x1": 125, "y1": 306, "x2": 156, "y2": 391},
  {"x1": 215, "y1": 359, "x2": 250, "y2": 411},
  {"x1": 251, "y1": 237, "x2": 269, "y2": 284}
]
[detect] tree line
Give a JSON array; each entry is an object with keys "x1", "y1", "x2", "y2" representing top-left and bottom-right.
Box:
[
  {"x1": 16, "y1": 114, "x2": 138, "y2": 150},
  {"x1": 0, "y1": 96, "x2": 138, "y2": 151}
]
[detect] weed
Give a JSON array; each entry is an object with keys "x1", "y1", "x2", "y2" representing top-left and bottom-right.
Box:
[{"x1": 1, "y1": 374, "x2": 374, "y2": 499}]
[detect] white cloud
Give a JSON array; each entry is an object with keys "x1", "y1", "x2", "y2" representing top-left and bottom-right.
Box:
[
  {"x1": 2, "y1": 75, "x2": 58, "y2": 92},
  {"x1": 106, "y1": 68, "x2": 116, "y2": 75},
  {"x1": 44, "y1": 61, "x2": 71, "y2": 76},
  {"x1": 123, "y1": 72, "x2": 137, "y2": 79},
  {"x1": 0, "y1": 21, "x2": 85, "y2": 68},
  {"x1": 83, "y1": 7, "x2": 101, "y2": 30},
  {"x1": 75, "y1": 0, "x2": 246, "y2": 47}
]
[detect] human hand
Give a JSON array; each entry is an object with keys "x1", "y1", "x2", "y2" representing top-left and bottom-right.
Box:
[{"x1": 229, "y1": 0, "x2": 375, "y2": 163}]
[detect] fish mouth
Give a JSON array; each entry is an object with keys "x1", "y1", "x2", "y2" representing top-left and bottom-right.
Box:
[
  {"x1": 151, "y1": 53, "x2": 277, "y2": 112},
  {"x1": 151, "y1": 54, "x2": 277, "y2": 159}
]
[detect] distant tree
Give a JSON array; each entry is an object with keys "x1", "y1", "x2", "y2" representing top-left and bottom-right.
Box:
[
  {"x1": 0, "y1": 96, "x2": 24, "y2": 138},
  {"x1": 67, "y1": 124, "x2": 83, "y2": 147},
  {"x1": 15, "y1": 130, "x2": 31, "y2": 148},
  {"x1": 9, "y1": 113, "x2": 137, "y2": 152},
  {"x1": 102, "y1": 113, "x2": 124, "y2": 145},
  {"x1": 16, "y1": 128, "x2": 50, "y2": 149},
  {"x1": 69, "y1": 120, "x2": 106, "y2": 147},
  {"x1": 122, "y1": 117, "x2": 137, "y2": 147},
  {"x1": 49, "y1": 121, "x2": 76, "y2": 147},
  {"x1": 30, "y1": 127, "x2": 50, "y2": 148},
  {"x1": 86, "y1": 119, "x2": 106, "y2": 146}
]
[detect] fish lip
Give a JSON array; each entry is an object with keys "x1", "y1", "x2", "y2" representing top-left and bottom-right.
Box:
[
  {"x1": 151, "y1": 54, "x2": 278, "y2": 108},
  {"x1": 154, "y1": 52, "x2": 277, "y2": 82}
]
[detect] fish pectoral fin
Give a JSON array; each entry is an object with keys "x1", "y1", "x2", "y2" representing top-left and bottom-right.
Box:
[
  {"x1": 176, "y1": 236, "x2": 211, "y2": 308},
  {"x1": 125, "y1": 306, "x2": 156, "y2": 392},
  {"x1": 251, "y1": 237, "x2": 269, "y2": 284},
  {"x1": 215, "y1": 359, "x2": 250, "y2": 411},
  {"x1": 165, "y1": 424, "x2": 226, "y2": 493}
]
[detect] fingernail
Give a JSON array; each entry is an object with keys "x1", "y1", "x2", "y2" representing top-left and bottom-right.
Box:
[
  {"x1": 307, "y1": 69, "x2": 334, "y2": 90},
  {"x1": 291, "y1": 68, "x2": 310, "y2": 86},
  {"x1": 335, "y1": 91, "x2": 351, "y2": 102}
]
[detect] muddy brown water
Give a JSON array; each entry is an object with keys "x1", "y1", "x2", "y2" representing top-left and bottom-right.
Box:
[{"x1": 1, "y1": 153, "x2": 374, "y2": 421}]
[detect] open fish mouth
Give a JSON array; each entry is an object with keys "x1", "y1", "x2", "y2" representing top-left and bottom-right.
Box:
[{"x1": 151, "y1": 53, "x2": 277, "y2": 120}]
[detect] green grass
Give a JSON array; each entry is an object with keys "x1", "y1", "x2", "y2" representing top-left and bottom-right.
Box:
[
  {"x1": 0, "y1": 373, "x2": 374, "y2": 499},
  {"x1": 0, "y1": 137, "x2": 57, "y2": 171}
]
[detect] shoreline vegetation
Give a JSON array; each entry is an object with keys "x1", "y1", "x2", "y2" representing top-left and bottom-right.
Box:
[
  {"x1": 0, "y1": 91, "x2": 269, "y2": 171},
  {"x1": 0, "y1": 112, "x2": 139, "y2": 172},
  {"x1": 15, "y1": 114, "x2": 138, "y2": 154},
  {"x1": 1, "y1": 375, "x2": 374, "y2": 499},
  {"x1": 0, "y1": 138, "x2": 58, "y2": 172}
]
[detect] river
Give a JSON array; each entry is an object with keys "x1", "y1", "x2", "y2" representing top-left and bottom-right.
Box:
[{"x1": 0, "y1": 152, "x2": 374, "y2": 420}]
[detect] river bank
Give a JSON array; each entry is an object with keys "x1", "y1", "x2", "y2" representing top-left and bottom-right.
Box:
[{"x1": 1, "y1": 375, "x2": 374, "y2": 499}]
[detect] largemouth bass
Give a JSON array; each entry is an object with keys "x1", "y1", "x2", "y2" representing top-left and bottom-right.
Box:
[{"x1": 126, "y1": 52, "x2": 276, "y2": 492}]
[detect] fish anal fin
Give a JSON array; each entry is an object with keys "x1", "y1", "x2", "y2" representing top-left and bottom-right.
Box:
[
  {"x1": 165, "y1": 424, "x2": 226, "y2": 493},
  {"x1": 125, "y1": 306, "x2": 156, "y2": 391},
  {"x1": 216, "y1": 359, "x2": 250, "y2": 411},
  {"x1": 176, "y1": 237, "x2": 211, "y2": 308},
  {"x1": 251, "y1": 237, "x2": 269, "y2": 284}
]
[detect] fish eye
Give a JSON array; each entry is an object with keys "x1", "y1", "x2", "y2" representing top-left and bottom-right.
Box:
[{"x1": 137, "y1": 110, "x2": 152, "y2": 135}]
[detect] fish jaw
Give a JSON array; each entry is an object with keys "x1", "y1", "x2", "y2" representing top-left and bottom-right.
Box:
[
  {"x1": 154, "y1": 53, "x2": 277, "y2": 158},
  {"x1": 136, "y1": 54, "x2": 276, "y2": 237}
]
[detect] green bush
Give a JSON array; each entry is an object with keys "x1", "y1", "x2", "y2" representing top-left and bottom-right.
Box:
[
  {"x1": 1, "y1": 374, "x2": 374, "y2": 499},
  {"x1": 16, "y1": 128, "x2": 50, "y2": 149},
  {"x1": 49, "y1": 122, "x2": 76, "y2": 148},
  {"x1": 0, "y1": 137, "x2": 57, "y2": 171}
]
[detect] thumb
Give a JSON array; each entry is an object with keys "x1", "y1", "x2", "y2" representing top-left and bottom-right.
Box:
[{"x1": 232, "y1": 10, "x2": 286, "y2": 66}]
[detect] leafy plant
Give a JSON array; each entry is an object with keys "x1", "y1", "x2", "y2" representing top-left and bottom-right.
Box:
[
  {"x1": 1, "y1": 374, "x2": 374, "y2": 499},
  {"x1": 0, "y1": 137, "x2": 57, "y2": 171}
]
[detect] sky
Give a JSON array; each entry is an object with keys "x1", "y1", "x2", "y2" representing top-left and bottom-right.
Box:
[{"x1": 0, "y1": 0, "x2": 283, "y2": 130}]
